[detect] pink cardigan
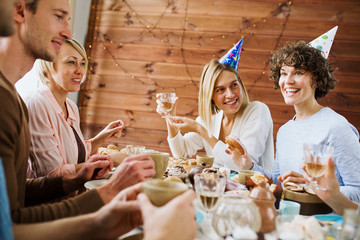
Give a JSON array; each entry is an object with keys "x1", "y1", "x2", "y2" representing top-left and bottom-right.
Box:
[{"x1": 24, "y1": 86, "x2": 91, "y2": 178}]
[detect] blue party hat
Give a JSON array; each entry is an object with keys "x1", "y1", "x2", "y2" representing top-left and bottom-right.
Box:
[{"x1": 219, "y1": 38, "x2": 243, "y2": 71}]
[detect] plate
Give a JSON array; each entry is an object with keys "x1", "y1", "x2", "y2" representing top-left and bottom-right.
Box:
[
  {"x1": 314, "y1": 214, "x2": 343, "y2": 225},
  {"x1": 84, "y1": 179, "x2": 108, "y2": 190}
]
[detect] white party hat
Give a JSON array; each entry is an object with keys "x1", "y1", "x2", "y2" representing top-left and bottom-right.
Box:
[{"x1": 308, "y1": 26, "x2": 338, "y2": 58}]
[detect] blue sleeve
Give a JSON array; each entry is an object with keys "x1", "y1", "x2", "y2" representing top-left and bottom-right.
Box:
[
  {"x1": 329, "y1": 123, "x2": 360, "y2": 203},
  {"x1": 0, "y1": 158, "x2": 14, "y2": 240}
]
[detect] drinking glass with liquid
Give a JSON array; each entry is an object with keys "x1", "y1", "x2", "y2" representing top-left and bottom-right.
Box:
[
  {"x1": 157, "y1": 93, "x2": 177, "y2": 118},
  {"x1": 303, "y1": 143, "x2": 334, "y2": 190},
  {"x1": 194, "y1": 173, "x2": 226, "y2": 214}
]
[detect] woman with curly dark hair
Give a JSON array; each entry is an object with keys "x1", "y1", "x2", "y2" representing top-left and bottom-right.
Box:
[{"x1": 229, "y1": 40, "x2": 360, "y2": 205}]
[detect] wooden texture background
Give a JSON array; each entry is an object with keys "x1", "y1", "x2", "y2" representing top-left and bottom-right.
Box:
[{"x1": 79, "y1": 0, "x2": 360, "y2": 154}]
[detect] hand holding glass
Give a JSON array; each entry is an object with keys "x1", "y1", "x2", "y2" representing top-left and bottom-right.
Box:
[
  {"x1": 157, "y1": 93, "x2": 176, "y2": 118},
  {"x1": 303, "y1": 143, "x2": 334, "y2": 190}
]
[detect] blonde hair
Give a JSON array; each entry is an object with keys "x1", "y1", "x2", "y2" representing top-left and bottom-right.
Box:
[
  {"x1": 38, "y1": 39, "x2": 88, "y2": 85},
  {"x1": 198, "y1": 59, "x2": 249, "y2": 134}
]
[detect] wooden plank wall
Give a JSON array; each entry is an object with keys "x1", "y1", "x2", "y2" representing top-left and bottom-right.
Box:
[{"x1": 79, "y1": 0, "x2": 360, "y2": 154}]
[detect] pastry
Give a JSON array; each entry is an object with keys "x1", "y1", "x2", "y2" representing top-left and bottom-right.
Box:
[
  {"x1": 225, "y1": 135, "x2": 245, "y2": 155},
  {"x1": 163, "y1": 176, "x2": 183, "y2": 183}
]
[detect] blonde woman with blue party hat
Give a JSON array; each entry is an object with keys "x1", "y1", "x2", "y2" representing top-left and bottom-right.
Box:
[{"x1": 157, "y1": 39, "x2": 274, "y2": 172}]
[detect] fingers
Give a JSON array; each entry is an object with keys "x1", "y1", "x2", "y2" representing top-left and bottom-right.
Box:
[
  {"x1": 96, "y1": 167, "x2": 110, "y2": 179},
  {"x1": 117, "y1": 182, "x2": 143, "y2": 201},
  {"x1": 170, "y1": 190, "x2": 196, "y2": 206},
  {"x1": 137, "y1": 193, "x2": 155, "y2": 218},
  {"x1": 89, "y1": 154, "x2": 110, "y2": 162},
  {"x1": 327, "y1": 156, "x2": 336, "y2": 176}
]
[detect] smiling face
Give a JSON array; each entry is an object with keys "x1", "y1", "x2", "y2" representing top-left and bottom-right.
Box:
[
  {"x1": 212, "y1": 70, "x2": 243, "y2": 115},
  {"x1": 23, "y1": 0, "x2": 72, "y2": 61},
  {"x1": 279, "y1": 65, "x2": 317, "y2": 107},
  {"x1": 50, "y1": 42, "x2": 86, "y2": 93}
]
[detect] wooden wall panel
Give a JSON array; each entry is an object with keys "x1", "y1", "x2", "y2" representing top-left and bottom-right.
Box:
[{"x1": 80, "y1": 0, "x2": 360, "y2": 154}]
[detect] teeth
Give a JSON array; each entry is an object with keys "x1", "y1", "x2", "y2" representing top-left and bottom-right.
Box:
[
  {"x1": 73, "y1": 79, "x2": 81, "y2": 82},
  {"x1": 286, "y1": 89, "x2": 298, "y2": 93},
  {"x1": 226, "y1": 100, "x2": 236, "y2": 105}
]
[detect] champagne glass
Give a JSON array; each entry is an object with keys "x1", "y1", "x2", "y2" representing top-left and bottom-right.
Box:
[
  {"x1": 194, "y1": 174, "x2": 226, "y2": 214},
  {"x1": 157, "y1": 93, "x2": 176, "y2": 118},
  {"x1": 303, "y1": 143, "x2": 334, "y2": 191}
]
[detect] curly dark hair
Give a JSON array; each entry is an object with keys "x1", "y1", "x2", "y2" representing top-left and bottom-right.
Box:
[{"x1": 269, "y1": 41, "x2": 338, "y2": 99}]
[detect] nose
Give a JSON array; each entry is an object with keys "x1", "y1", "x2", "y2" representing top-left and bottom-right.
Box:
[
  {"x1": 283, "y1": 74, "x2": 295, "y2": 84},
  {"x1": 75, "y1": 64, "x2": 85, "y2": 75},
  {"x1": 60, "y1": 20, "x2": 72, "y2": 40},
  {"x1": 225, "y1": 88, "x2": 234, "y2": 98}
]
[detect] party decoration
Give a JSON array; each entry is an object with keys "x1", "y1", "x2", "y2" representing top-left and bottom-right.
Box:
[
  {"x1": 219, "y1": 38, "x2": 243, "y2": 71},
  {"x1": 308, "y1": 26, "x2": 338, "y2": 58}
]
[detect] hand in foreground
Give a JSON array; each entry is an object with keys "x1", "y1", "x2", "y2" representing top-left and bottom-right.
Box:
[
  {"x1": 302, "y1": 156, "x2": 339, "y2": 202},
  {"x1": 225, "y1": 143, "x2": 253, "y2": 170},
  {"x1": 156, "y1": 94, "x2": 179, "y2": 117},
  {"x1": 63, "y1": 155, "x2": 112, "y2": 193},
  {"x1": 77, "y1": 155, "x2": 112, "y2": 181},
  {"x1": 138, "y1": 190, "x2": 197, "y2": 240},
  {"x1": 278, "y1": 170, "x2": 306, "y2": 186},
  {"x1": 168, "y1": 116, "x2": 200, "y2": 134},
  {"x1": 98, "y1": 154, "x2": 155, "y2": 203},
  {"x1": 109, "y1": 151, "x2": 128, "y2": 167},
  {"x1": 92, "y1": 183, "x2": 143, "y2": 239}
]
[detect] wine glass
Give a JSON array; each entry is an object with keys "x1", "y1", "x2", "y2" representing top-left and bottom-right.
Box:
[
  {"x1": 303, "y1": 143, "x2": 334, "y2": 191},
  {"x1": 194, "y1": 174, "x2": 226, "y2": 214},
  {"x1": 157, "y1": 93, "x2": 176, "y2": 118},
  {"x1": 126, "y1": 145, "x2": 145, "y2": 156}
]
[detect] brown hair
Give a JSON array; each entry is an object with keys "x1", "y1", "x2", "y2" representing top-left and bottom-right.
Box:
[
  {"x1": 25, "y1": 0, "x2": 40, "y2": 14},
  {"x1": 269, "y1": 41, "x2": 338, "y2": 99}
]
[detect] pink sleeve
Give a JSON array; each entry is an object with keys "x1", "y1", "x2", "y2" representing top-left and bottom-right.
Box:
[{"x1": 25, "y1": 96, "x2": 76, "y2": 178}]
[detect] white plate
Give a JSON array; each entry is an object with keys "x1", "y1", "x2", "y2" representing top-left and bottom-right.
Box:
[{"x1": 84, "y1": 179, "x2": 108, "y2": 190}]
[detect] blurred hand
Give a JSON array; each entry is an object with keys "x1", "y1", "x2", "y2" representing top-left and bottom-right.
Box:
[
  {"x1": 225, "y1": 142, "x2": 253, "y2": 170},
  {"x1": 278, "y1": 170, "x2": 306, "y2": 185},
  {"x1": 96, "y1": 120, "x2": 125, "y2": 141},
  {"x1": 77, "y1": 155, "x2": 112, "y2": 181},
  {"x1": 138, "y1": 190, "x2": 197, "y2": 240},
  {"x1": 302, "y1": 156, "x2": 339, "y2": 202},
  {"x1": 63, "y1": 155, "x2": 112, "y2": 193},
  {"x1": 98, "y1": 154, "x2": 155, "y2": 203},
  {"x1": 109, "y1": 152, "x2": 128, "y2": 167},
  {"x1": 92, "y1": 184, "x2": 143, "y2": 239},
  {"x1": 168, "y1": 116, "x2": 200, "y2": 134},
  {"x1": 156, "y1": 95, "x2": 179, "y2": 117}
]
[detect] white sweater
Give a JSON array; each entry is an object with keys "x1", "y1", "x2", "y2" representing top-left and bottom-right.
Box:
[{"x1": 168, "y1": 101, "x2": 274, "y2": 172}]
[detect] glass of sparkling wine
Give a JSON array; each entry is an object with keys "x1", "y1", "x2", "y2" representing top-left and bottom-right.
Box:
[
  {"x1": 303, "y1": 143, "x2": 334, "y2": 191},
  {"x1": 194, "y1": 173, "x2": 226, "y2": 215},
  {"x1": 157, "y1": 93, "x2": 176, "y2": 118}
]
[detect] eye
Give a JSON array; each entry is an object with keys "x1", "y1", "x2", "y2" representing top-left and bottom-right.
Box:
[
  {"x1": 80, "y1": 62, "x2": 86, "y2": 67},
  {"x1": 215, "y1": 88, "x2": 224, "y2": 93},
  {"x1": 231, "y1": 82, "x2": 238, "y2": 88},
  {"x1": 67, "y1": 60, "x2": 75, "y2": 65},
  {"x1": 280, "y1": 72, "x2": 287, "y2": 76},
  {"x1": 295, "y1": 71, "x2": 303, "y2": 76}
]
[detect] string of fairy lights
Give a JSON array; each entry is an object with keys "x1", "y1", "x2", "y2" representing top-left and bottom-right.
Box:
[{"x1": 83, "y1": 0, "x2": 294, "y2": 95}]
